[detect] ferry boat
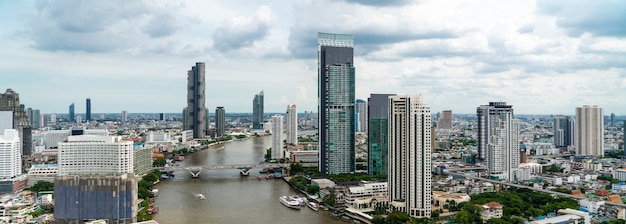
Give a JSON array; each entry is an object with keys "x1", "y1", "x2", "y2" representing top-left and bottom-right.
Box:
[
  {"x1": 288, "y1": 195, "x2": 307, "y2": 206},
  {"x1": 279, "y1": 196, "x2": 301, "y2": 210},
  {"x1": 196, "y1": 194, "x2": 206, "y2": 200},
  {"x1": 306, "y1": 201, "x2": 319, "y2": 211}
]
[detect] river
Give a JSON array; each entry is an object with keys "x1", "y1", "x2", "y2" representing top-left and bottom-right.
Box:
[{"x1": 153, "y1": 135, "x2": 343, "y2": 224}]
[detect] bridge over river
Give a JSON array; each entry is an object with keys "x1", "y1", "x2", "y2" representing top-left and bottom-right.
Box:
[{"x1": 159, "y1": 162, "x2": 317, "y2": 177}]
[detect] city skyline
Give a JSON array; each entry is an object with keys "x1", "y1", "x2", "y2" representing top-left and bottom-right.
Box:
[{"x1": 1, "y1": 1, "x2": 625, "y2": 114}]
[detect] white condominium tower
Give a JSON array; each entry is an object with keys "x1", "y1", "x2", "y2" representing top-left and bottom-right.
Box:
[
  {"x1": 286, "y1": 104, "x2": 298, "y2": 145},
  {"x1": 58, "y1": 135, "x2": 134, "y2": 175},
  {"x1": 0, "y1": 129, "x2": 21, "y2": 178},
  {"x1": 388, "y1": 95, "x2": 432, "y2": 218},
  {"x1": 486, "y1": 112, "x2": 519, "y2": 181},
  {"x1": 271, "y1": 115, "x2": 284, "y2": 159},
  {"x1": 575, "y1": 105, "x2": 604, "y2": 156}
]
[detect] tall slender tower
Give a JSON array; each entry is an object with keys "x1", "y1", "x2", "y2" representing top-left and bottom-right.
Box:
[
  {"x1": 388, "y1": 95, "x2": 431, "y2": 218},
  {"x1": 69, "y1": 103, "x2": 75, "y2": 123},
  {"x1": 554, "y1": 115, "x2": 575, "y2": 149},
  {"x1": 318, "y1": 32, "x2": 355, "y2": 174},
  {"x1": 367, "y1": 93, "x2": 395, "y2": 175},
  {"x1": 183, "y1": 62, "x2": 208, "y2": 138},
  {"x1": 286, "y1": 104, "x2": 297, "y2": 145},
  {"x1": 86, "y1": 98, "x2": 91, "y2": 121},
  {"x1": 575, "y1": 105, "x2": 604, "y2": 156},
  {"x1": 477, "y1": 102, "x2": 519, "y2": 181},
  {"x1": 271, "y1": 115, "x2": 284, "y2": 159},
  {"x1": 356, "y1": 99, "x2": 367, "y2": 133},
  {"x1": 216, "y1": 106, "x2": 226, "y2": 137},
  {"x1": 252, "y1": 91, "x2": 264, "y2": 130}
]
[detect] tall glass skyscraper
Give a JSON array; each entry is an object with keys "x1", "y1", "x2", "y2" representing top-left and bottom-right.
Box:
[
  {"x1": 216, "y1": 106, "x2": 226, "y2": 137},
  {"x1": 367, "y1": 94, "x2": 395, "y2": 175},
  {"x1": 86, "y1": 98, "x2": 91, "y2": 121},
  {"x1": 355, "y1": 99, "x2": 367, "y2": 133},
  {"x1": 318, "y1": 32, "x2": 355, "y2": 174},
  {"x1": 252, "y1": 91, "x2": 264, "y2": 130},
  {"x1": 69, "y1": 103, "x2": 75, "y2": 123},
  {"x1": 183, "y1": 62, "x2": 208, "y2": 138}
]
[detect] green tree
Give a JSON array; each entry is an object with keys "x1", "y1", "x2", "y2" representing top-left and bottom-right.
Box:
[
  {"x1": 386, "y1": 210, "x2": 411, "y2": 224},
  {"x1": 152, "y1": 158, "x2": 167, "y2": 167},
  {"x1": 26, "y1": 181, "x2": 54, "y2": 192},
  {"x1": 180, "y1": 148, "x2": 188, "y2": 154},
  {"x1": 290, "y1": 163, "x2": 304, "y2": 173},
  {"x1": 371, "y1": 215, "x2": 385, "y2": 224},
  {"x1": 323, "y1": 193, "x2": 337, "y2": 207},
  {"x1": 431, "y1": 210, "x2": 440, "y2": 218},
  {"x1": 455, "y1": 210, "x2": 475, "y2": 224},
  {"x1": 138, "y1": 188, "x2": 150, "y2": 199}
]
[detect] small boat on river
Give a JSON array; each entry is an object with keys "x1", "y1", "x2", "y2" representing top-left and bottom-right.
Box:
[{"x1": 279, "y1": 196, "x2": 301, "y2": 210}]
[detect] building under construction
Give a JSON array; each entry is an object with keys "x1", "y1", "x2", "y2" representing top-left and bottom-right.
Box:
[{"x1": 54, "y1": 174, "x2": 138, "y2": 224}]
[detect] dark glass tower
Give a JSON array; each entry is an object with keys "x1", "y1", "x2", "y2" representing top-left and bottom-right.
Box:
[
  {"x1": 86, "y1": 98, "x2": 91, "y2": 121},
  {"x1": 318, "y1": 32, "x2": 355, "y2": 174},
  {"x1": 367, "y1": 94, "x2": 395, "y2": 175},
  {"x1": 183, "y1": 62, "x2": 208, "y2": 138},
  {"x1": 554, "y1": 115, "x2": 574, "y2": 149},
  {"x1": 216, "y1": 106, "x2": 226, "y2": 137},
  {"x1": 252, "y1": 91, "x2": 264, "y2": 130},
  {"x1": 69, "y1": 103, "x2": 75, "y2": 123}
]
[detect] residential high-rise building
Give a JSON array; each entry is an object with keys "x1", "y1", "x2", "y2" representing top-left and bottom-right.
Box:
[
  {"x1": 86, "y1": 98, "x2": 91, "y2": 121},
  {"x1": 0, "y1": 89, "x2": 32, "y2": 156},
  {"x1": 554, "y1": 115, "x2": 575, "y2": 149},
  {"x1": 216, "y1": 106, "x2": 226, "y2": 137},
  {"x1": 122, "y1": 110, "x2": 128, "y2": 123},
  {"x1": 575, "y1": 105, "x2": 604, "y2": 156},
  {"x1": 0, "y1": 129, "x2": 21, "y2": 179},
  {"x1": 388, "y1": 95, "x2": 431, "y2": 218},
  {"x1": 183, "y1": 62, "x2": 208, "y2": 138},
  {"x1": 252, "y1": 91, "x2": 264, "y2": 130},
  {"x1": 286, "y1": 104, "x2": 297, "y2": 145},
  {"x1": 477, "y1": 102, "x2": 519, "y2": 181},
  {"x1": 50, "y1": 113, "x2": 56, "y2": 123},
  {"x1": 159, "y1": 113, "x2": 164, "y2": 121},
  {"x1": 69, "y1": 103, "x2": 75, "y2": 123},
  {"x1": 477, "y1": 102, "x2": 515, "y2": 161},
  {"x1": 437, "y1": 110, "x2": 452, "y2": 130},
  {"x1": 356, "y1": 99, "x2": 367, "y2": 133},
  {"x1": 367, "y1": 93, "x2": 395, "y2": 175},
  {"x1": 271, "y1": 115, "x2": 284, "y2": 159},
  {"x1": 318, "y1": 32, "x2": 355, "y2": 174}
]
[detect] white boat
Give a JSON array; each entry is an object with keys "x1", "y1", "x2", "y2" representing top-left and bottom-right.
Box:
[
  {"x1": 288, "y1": 195, "x2": 307, "y2": 206},
  {"x1": 196, "y1": 194, "x2": 206, "y2": 200},
  {"x1": 306, "y1": 201, "x2": 319, "y2": 211},
  {"x1": 279, "y1": 196, "x2": 301, "y2": 210}
]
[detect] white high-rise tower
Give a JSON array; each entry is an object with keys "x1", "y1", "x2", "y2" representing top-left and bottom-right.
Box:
[
  {"x1": 286, "y1": 104, "x2": 298, "y2": 145},
  {"x1": 271, "y1": 115, "x2": 284, "y2": 159},
  {"x1": 388, "y1": 95, "x2": 431, "y2": 218},
  {"x1": 0, "y1": 129, "x2": 21, "y2": 178}
]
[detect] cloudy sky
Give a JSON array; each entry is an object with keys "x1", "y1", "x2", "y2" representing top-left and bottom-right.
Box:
[{"x1": 1, "y1": 0, "x2": 625, "y2": 115}]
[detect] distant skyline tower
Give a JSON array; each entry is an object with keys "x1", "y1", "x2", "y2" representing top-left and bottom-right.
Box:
[
  {"x1": 356, "y1": 99, "x2": 367, "y2": 133},
  {"x1": 252, "y1": 91, "x2": 264, "y2": 130},
  {"x1": 216, "y1": 106, "x2": 226, "y2": 137},
  {"x1": 575, "y1": 105, "x2": 604, "y2": 156},
  {"x1": 86, "y1": 98, "x2": 91, "y2": 121},
  {"x1": 554, "y1": 115, "x2": 575, "y2": 149},
  {"x1": 69, "y1": 103, "x2": 75, "y2": 123},
  {"x1": 159, "y1": 113, "x2": 164, "y2": 121},
  {"x1": 121, "y1": 111, "x2": 128, "y2": 123},
  {"x1": 31, "y1": 109, "x2": 40, "y2": 129},
  {"x1": 318, "y1": 32, "x2": 355, "y2": 174},
  {"x1": 0, "y1": 89, "x2": 32, "y2": 156},
  {"x1": 476, "y1": 102, "x2": 514, "y2": 160},
  {"x1": 286, "y1": 104, "x2": 297, "y2": 145},
  {"x1": 477, "y1": 102, "x2": 519, "y2": 181},
  {"x1": 271, "y1": 114, "x2": 284, "y2": 159},
  {"x1": 610, "y1": 113, "x2": 615, "y2": 127},
  {"x1": 183, "y1": 62, "x2": 208, "y2": 138},
  {"x1": 367, "y1": 93, "x2": 395, "y2": 175},
  {"x1": 388, "y1": 95, "x2": 431, "y2": 218},
  {"x1": 50, "y1": 113, "x2": 57, "y2": 123},
  {"x1": 437, "y1": 110, "x2": 452, "y2": 130}
]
